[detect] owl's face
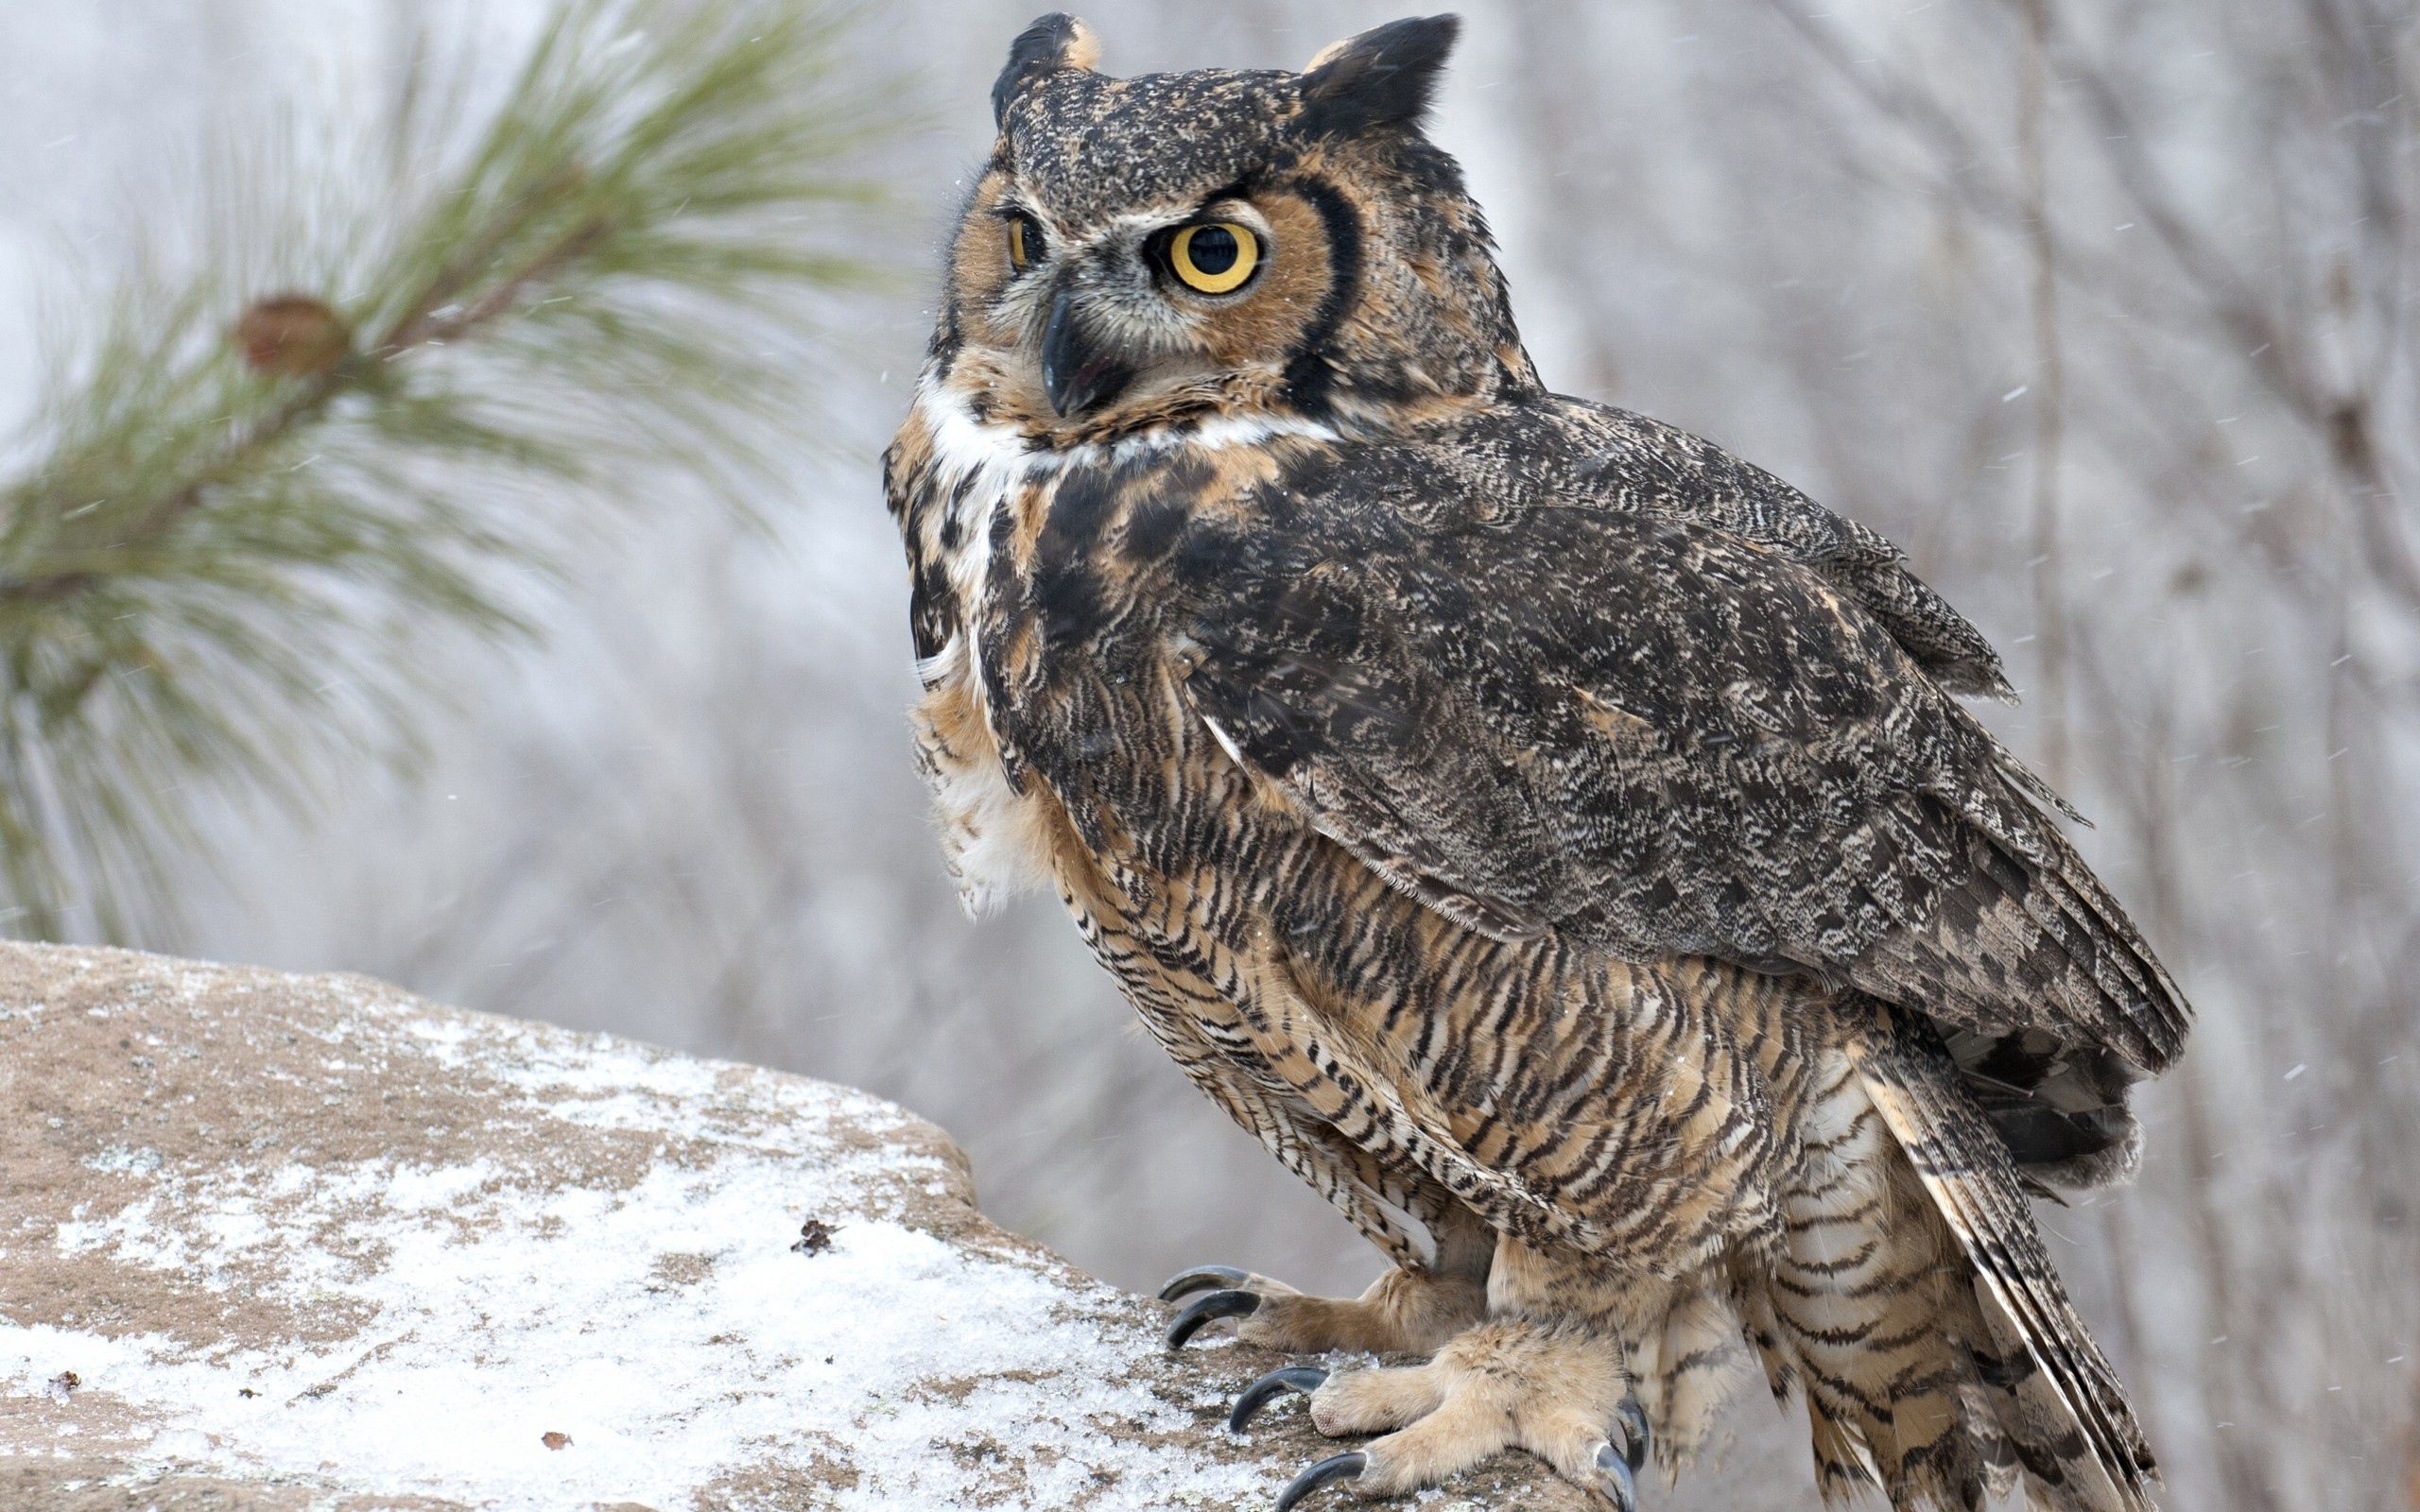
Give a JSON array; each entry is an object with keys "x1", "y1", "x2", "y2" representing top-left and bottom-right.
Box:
[{"x1": 926, "y1": 14, "x2": 1536, "y2": 445}]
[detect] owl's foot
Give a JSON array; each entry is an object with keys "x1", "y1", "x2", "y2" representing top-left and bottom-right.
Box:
[
  {"x1": 1227, "y1": 1319, "x2": 1646, "y2": 1510},
  {"x1": 1158, "y1": 1262, "x2": 1485, "y2": 1353}
]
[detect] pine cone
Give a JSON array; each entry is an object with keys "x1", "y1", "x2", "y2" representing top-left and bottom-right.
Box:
[{"x1": 232, "y1": 295, "x2": 352, "y2": 378}]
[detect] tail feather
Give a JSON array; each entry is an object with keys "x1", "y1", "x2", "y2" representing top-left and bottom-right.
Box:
[
  {"x1": 1755, "y1": 1057, "x2": 2015, "y2": 1508},
  {"x1": 1750, "y1": 1033, "x2": 2157, "y2": 1511},
  {"x1": 1853, "y1": 1019, "x2": 2159, "y2": 1512}
]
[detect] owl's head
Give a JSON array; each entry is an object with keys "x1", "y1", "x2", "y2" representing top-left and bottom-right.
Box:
[{"x1": 926, "y1": 13, "x2": 1538, "y2": 444}]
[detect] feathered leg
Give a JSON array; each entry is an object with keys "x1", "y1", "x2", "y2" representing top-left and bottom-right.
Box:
[
  {"x1": 1160, "y1": 1261, "x2": 1487, "y2": 1353},
  {"x1": 1249, "y1": 1317, "x2": 1643, "y2": 1509},
  {"x1": 1218, "y1": 1231, "x2": 1676, "y2": 1510},
  {"x1": 1160, "y1": 1195, "x2": 1496, "y2": 1352}
]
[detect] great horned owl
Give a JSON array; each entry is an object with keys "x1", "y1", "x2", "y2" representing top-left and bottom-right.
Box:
[{"x1": 884, "y1": 15, "x2": 2185, "y2": 1511}]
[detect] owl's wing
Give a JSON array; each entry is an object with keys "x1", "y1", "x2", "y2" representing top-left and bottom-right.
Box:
[
  {"x1": 1535, "y1": 396, "x2": 2017, "y2": 699},
  {"x1": 1177, "y1": 476, "x2": 2187, "y2": 1074}
]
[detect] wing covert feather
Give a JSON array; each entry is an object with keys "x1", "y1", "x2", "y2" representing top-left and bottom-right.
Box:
[{"x1": 1178, "y1": 435, "x2": 2187, "y2": 1072}]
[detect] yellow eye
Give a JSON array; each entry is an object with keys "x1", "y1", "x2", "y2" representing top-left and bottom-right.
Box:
[
  {"x1": 1167, "y1": 222, "x2": 1260, "y2": 295},
  {"x1": 1006, "y1": 214, "x2": 1041, "y2": 272}
]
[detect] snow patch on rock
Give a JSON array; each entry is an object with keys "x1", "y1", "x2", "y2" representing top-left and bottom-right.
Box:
[{"x1": 1, "y1": 944, "x2": 1374, "y2": 1512}]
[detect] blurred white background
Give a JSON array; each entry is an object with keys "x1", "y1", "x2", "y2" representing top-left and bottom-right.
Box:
[{"x1": 5, "y1": 3, "x2": 2413, "y2": 1506}]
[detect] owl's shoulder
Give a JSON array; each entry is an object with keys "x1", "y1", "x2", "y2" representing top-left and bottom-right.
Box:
[{"x1": 1240, "y1": 395, "x2": 2011, "y2": 698}]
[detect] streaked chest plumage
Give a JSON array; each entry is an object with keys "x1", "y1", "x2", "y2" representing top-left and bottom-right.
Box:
[
  {"x1": 885, "y1": 378, "x2": 1832, "y2": 1269},
  {"x1": 884, "y1": 381, "x2": 1337, "y2": 916},
  {"x1": 884, "y1": 384, "x2": 1064, "y2": 916}
]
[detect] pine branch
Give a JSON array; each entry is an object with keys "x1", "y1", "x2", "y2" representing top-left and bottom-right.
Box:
[{"x1": 0, "y1": 0, "x2": 896, "y2": 940}]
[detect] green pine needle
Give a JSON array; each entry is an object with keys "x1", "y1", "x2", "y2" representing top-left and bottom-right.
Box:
[{"x1": 0, "y1": 0, "x2": 898, "y2": 940}]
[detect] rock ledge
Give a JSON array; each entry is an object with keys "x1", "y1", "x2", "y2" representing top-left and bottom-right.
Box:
[{"x1": 0, "y1": 944, "x2": 1584, "y2": 1511}]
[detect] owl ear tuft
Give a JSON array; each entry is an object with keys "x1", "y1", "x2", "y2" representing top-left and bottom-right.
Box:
[
  {"x1": 1299, "y1": 14, "x2": 1460, "y2": 139},
  {"x1": 994, "y1": 14, "x2": 1102, "y2": 127}
]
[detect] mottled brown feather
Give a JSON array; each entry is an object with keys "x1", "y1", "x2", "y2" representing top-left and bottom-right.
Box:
[{"x1": 890, "y1": 20, "x2": 2186, "y2": 1511}]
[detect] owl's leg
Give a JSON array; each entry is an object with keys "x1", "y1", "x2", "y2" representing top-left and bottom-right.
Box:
[
  {"x1": 1159, "y1": 1262, "x2": 1487, "y2": 1353},
  {"x1": 1233, "y1": 1318, "x2": 1645, "y2": 1510},
  {"x1": 1162, "y1": 1199, "x2": 1496, "y2": 1353}
]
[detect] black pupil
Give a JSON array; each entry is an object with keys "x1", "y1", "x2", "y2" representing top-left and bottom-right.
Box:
[{"x1": 1188, "y1": 226, "x2": 1238, "y2": 275}]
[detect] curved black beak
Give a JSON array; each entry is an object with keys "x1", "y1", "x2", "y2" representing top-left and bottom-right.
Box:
[{"x1": 1042, "y1": 291, "x2": 1133, "y2": 418}]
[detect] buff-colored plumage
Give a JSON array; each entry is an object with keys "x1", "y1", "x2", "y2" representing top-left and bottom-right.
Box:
[{"x1": 884, "y1": 14, "x2": 2184, "y2": 1510}]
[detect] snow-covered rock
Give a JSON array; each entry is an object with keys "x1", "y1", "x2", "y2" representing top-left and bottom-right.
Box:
[{"x1": 0, "y1": 943, "x2": 1591, "y2": 1511}]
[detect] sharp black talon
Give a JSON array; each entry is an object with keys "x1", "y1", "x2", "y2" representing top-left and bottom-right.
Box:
[
  {"x1": 1166, "y1": 1288, "x2": 1259, "y2": 1349},
  {"x1": 1616, "y1": 1395, "x2": 1651, "y2": 1472},
  {"x1": 1594, "y1": 1439, "x2": 1639, "y2": 1512},
  {"x1": 1229, "y1": 1366, "x2": 1328, "y2": 1433},
  {"x1": 1273, "y1": 1450, "x2": 1365, "y2": 1512},
  {"x1": 1157, "y1": 1264, "x2": 1251, "y2": 1303}
]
